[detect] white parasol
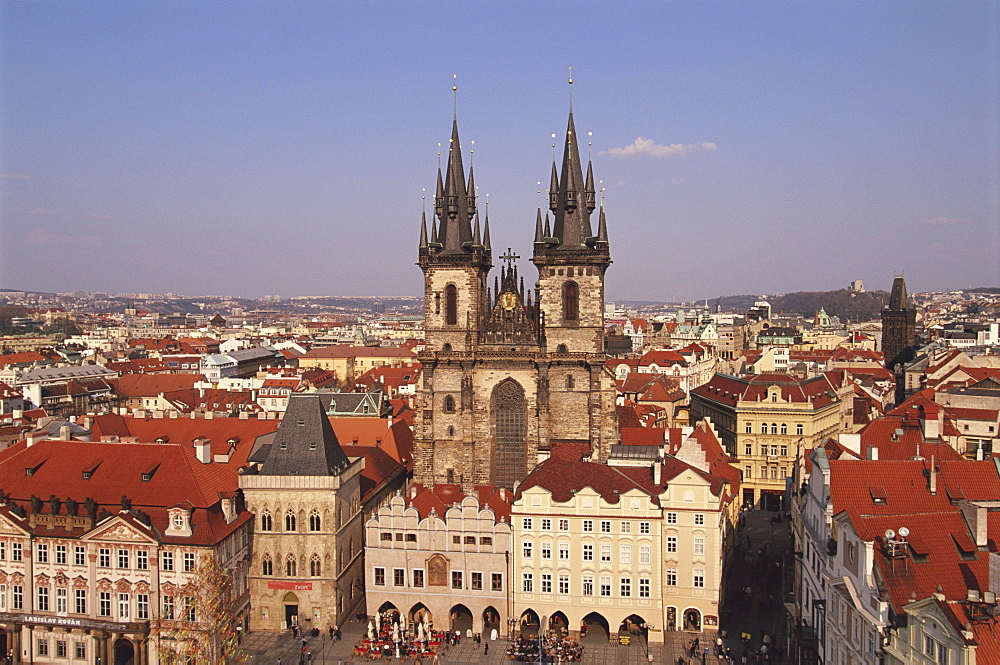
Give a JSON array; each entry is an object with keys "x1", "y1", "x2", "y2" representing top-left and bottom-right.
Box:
[
  {"x1": 393, "y1": 622, "x2": 401, "y2": 643},
  {"x1": 375, "y1": 610, "x2": 382, "y2": 630},
  {"x1": 417, "y1": 622, "x2": 425, "y2": 643},
  {"x1": 368, "y1": 620, "x2": 376, "y2": 641}
]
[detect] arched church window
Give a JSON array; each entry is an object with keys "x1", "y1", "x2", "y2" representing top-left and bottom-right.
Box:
[
  {"x1": 260, "y1": 510, "x2": 272, "y2": 531},
  {"x1": 285, "y1": 554, "x2": 297, "y2": 577},
  {"x1": 556, "y1": 344, "x2": 568, "y2": 354},
  {"x1": 446, "y1": 284, "x2": 458, "y2": 325},
  {"x1": 444, "y1": 395, "x2": 456, "y2": 412},
  {"x1": 562, "y1": 282, "x2": 579, "y2": 321},
  {"x1": 491, "y1": 379, "x2": 527, "y2": 489},
  {"x1": 309, "y1": 510, "x2": 321, "y2": 532},
  {"x1": 284, "y1": 510, "x2": 296, "y2": 532},
  {"x1": 261, "y1": 553, "x2": 273, "y2": 576},
  {"x1": 310, "y1": 554, "x2": 321, "y2": 577},
  {"x1": 442, "y1": 343, "x2": 452, "y2": 352}
]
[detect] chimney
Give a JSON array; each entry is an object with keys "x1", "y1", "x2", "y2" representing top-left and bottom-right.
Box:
[
  {"x1": 82, "y1": 417, "x2": 93, "y2": 430},
  {"x1": 929, "y1": 456, "x2": 937, "y2": 495},
  {"x1": 205, "y1": 411, "x2": 214, "y2": 420},
  {"x1": 653, "y1": 463, "x2": 662, "y2": 486},
  {"x1": 921, "y1": 404, "x2": 941, "y2": 440},
  {"x1": 12, "y1": 409, "x2": 23, "y2": 420},
  {"x1": 866, "y1": 445, "x2": 879, "y2": 461},
  {"x1": 59, "y1": 425, "x2": 72, "y2": 441},
  {"x1": 26, "y1": 430, "x2": 46, "y2": 447},
  {"x1": 194, "y1": 438, "x2": 211, "y2": 464}
]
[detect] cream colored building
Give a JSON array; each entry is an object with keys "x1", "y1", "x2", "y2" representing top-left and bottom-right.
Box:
[
  {"x1": 298, "y1": 345, "x2": 417, "y2": 382},
  {"x1": 364, "y1": 486, "x2": 512, "y2": 636},
  {"x1": 512, "y1": 462, "x2": 664, "y2": 643},
  {"x1": 690, "y1": 372, "x2": 852, "y2": 509},
  {"x1": 241, "y1": 393, "x2": 366, "y2": 631},
  {"x1": 511, "y1": 450, "x2": 738, "y2": 642}
]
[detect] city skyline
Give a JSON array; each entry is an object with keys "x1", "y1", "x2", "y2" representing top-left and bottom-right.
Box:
[{"x1": 1, "y1": 1, "x2": 997, "y2": 301}]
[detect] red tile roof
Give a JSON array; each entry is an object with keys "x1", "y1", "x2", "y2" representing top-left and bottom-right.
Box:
[
  {"x1": 828, "y1": 458, "x2": 1000, "y2": 614},
  {"x1": 0, "y1": 438, "x2": 251, "y2": 546},
  {"x1": 516, "y1": 458, "x2": 659, "y2": 505}
]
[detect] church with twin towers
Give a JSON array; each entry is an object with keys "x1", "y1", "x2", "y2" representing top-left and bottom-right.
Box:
[{"x1": 413, "y1": 84, "x2": 617, "y2": 491}]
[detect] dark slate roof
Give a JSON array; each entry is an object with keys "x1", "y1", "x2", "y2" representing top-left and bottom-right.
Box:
[{"x1": 258, "y1": 394, "x2": 350, "y2": 476}]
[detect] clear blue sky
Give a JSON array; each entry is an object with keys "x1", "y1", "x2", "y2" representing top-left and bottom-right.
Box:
[{"x1": 1, "y1": 1, "x2": 997, "y2": 302}]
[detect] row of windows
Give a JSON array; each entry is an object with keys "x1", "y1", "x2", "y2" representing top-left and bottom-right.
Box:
[
  {"x1": 372, "y1": 567, "x2": 503, "y2": 592},
  {"x1": 522, "y1": 574, "x2": 652, "y2": 598},
  {"x1": 523, "y1": 495, "x2": 649, "y2": 509},
  {"x1": 746, "y1": 422, "x2": 804, "y2": 436},
  {"x1": 35, "y1": 638, "x2": 86, "y2": 659},
  {"x1": 522, "y1": 542, "x2": 655, "y2": 565},
  {"x1": 261, "y1": 553, "x2": 322, "y2": 577},
  {"x1": 520, "y1": 515, "x2": 703, "y2": 531},
  {"x1": 260, "y1": 510, "x2": 323, "y2": 532},
  {"x1": 1, "y1": 543, "x2": 193, "y2": 572},
  {"x1": 745, "y1": 444, "x2": 789, "y2": 457},
  {"x1": 0, "y1": 584, "x2": 187, "y2": 620},
  {"x1": 743, "y1": 466, "x2": 788, "y2": 480},
  {"x1": 665, "y1": 536, "x2": 706, "y2": 556},
  {"x1": 520, "y1": 518, "x2": 661, "y2": 533},
  {"x1": 664, "y1": 567, "x2": 705, "y2": 588}
]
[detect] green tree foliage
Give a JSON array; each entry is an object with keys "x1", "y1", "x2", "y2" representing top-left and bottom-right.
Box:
[{"x1": 714, "y1": 290, "x2": 889, "y2": 322}]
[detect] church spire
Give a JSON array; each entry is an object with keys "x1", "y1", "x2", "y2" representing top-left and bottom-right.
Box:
[
  {"x1": 419, "y1": 210, "x2": 428, "y2": 249},
  {"x1": 483, "y1": 211, "x2": 491, "y2": 250},
  {"x1": 551, "y1": 110, "x2": 593, "y2": 247}
]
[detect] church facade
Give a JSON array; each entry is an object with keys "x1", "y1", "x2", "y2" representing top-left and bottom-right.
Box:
[{"x1": 413, "y1": 100, "x2": 617, "y2": 491}]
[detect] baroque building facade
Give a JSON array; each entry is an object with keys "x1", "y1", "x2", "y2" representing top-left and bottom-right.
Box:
[{"x1": 413, "y1": 99, "x2": 617, "y2": 491}]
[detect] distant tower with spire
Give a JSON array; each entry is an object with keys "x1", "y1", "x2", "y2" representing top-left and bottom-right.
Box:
[
  {"x1": 412, "y1": 75, "x2": 616, "y2": 492},
  {"x1": 881, "y1": 274, "x2": 918, "y2": 371}
]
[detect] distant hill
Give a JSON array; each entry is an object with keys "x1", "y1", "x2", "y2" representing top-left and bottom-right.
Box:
[{"x1": 714, "y1": 290, "x2": 889, "y2": 323}]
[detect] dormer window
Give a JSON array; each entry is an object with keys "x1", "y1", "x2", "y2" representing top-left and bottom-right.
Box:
[{"x1": 173, "y1": 514, "x2": 184, "y2": 529}]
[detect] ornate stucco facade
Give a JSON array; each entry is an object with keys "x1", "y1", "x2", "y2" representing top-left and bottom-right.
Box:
[{"x1": 364, "y1": 487, "x2": 512, "y2": 637}]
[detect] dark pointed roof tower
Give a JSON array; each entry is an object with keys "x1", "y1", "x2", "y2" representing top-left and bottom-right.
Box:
[
  {"x1": 418, "y1": 78, "x2": 490, "y2": 270},
  {"x1": 260, "y1": 394, "x2": 350, "y2": 475},
  {"x1": 533, "y1": 76, "x2": 610, "y2": 264}
]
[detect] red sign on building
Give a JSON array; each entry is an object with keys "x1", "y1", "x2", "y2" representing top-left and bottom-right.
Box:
[{"x1": 266, "y1": 581, "x2": 313, "y2": 591}]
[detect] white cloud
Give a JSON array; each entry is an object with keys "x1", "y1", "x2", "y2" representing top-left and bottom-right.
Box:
[
  {"x1": 600, "y1": 137, "x2": 718, "y2": 159},
  {"x1": 908, "y1": 216, "x2": 974, "y2": 227}
]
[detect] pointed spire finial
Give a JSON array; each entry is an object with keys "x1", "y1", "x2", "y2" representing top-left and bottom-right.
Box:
[
  {"x1": 452, "y1": 73, "x2": 458, "y2": 120},
  {"x1": 568, "y1": 66, "x2": 573, "y2": 112}
]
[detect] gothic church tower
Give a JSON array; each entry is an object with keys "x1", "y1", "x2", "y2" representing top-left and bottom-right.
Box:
[{"x1": 414, "y1": 87, "x2": 616, "y2": 492}]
